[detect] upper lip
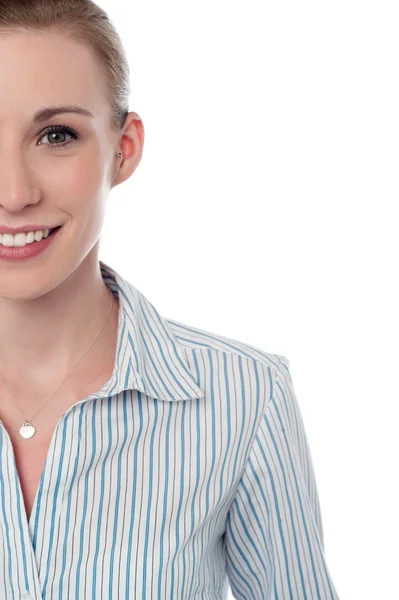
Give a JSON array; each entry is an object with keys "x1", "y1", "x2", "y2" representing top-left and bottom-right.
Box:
[{"x1": 0, "y1": 224, "x2": 61, "y2": 234}]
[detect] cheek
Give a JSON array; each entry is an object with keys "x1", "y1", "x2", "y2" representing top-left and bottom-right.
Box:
[
  {"x1": 66, "y1": 159, "x2": 108, "y2": 238},
  {"x1": 44, "y1": 154, "x2": 105, "y2": 206}
]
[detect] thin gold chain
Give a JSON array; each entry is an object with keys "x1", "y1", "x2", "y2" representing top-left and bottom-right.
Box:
[{"x1": 0, "y1": 286, "x2": 114, "y2": 425}]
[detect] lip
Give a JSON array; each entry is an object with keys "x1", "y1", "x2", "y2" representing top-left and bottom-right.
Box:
[
  {"x1": 0, "y1": 224, "x2": 61, "y2": 234},
  {"x1": 0, "y1": 225, "x2": 62, "y2": 262}
]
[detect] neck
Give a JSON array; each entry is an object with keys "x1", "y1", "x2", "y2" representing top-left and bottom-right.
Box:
[{"x1": 0, "y1": 251, "x2": 117, "y2": 385}]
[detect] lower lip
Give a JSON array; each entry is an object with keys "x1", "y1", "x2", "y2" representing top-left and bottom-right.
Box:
[{"x1": 0, "y1": 227, "x2": 62, "y2": 262}]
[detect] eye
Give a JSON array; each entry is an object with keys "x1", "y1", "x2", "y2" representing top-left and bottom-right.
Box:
[{"x1": 38, "y1": 125, "x2": 80, "y2": 149}]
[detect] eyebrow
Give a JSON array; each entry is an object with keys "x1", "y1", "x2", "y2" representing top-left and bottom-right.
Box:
[{"x1": 33, "y1": 105, "x2": 94, "y2": 122}]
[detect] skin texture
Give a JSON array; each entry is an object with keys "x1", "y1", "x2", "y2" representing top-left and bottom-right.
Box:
[{"x1": 0, "y1": 29, "x2": 144, "y2": 407}]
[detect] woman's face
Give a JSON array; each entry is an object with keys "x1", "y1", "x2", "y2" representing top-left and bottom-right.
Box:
[{"x1": 0, "y1": 29, "x2": 142, "y2": 299}]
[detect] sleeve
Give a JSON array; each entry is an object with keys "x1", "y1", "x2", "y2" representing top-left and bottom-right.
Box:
[{"x1": 223, "y1": 358, "x2": 340, "y2": 599}]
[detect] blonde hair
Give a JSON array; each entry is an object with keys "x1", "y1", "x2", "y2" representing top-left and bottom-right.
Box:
[{"x1": 0, "y1": 0, "x2": 131, "y2": 132}]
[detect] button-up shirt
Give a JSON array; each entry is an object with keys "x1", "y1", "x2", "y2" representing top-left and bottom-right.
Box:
[{"x1": 0, "y1": 260, "x2": 340, "y2": 599}]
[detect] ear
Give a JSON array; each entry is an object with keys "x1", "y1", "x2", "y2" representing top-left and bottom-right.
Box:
[{"x1": 111, "y1": 112, "x2": 145, "y2": 188}]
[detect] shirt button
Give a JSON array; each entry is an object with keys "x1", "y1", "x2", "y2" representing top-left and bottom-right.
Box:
[{"x1": 21, "y1": 593, "x2": 33, "y2": 600}]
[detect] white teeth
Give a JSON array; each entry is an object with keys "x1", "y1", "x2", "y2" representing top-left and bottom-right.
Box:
[{"x1": 0, "y1": 229, "x2": 50, "y2": 247}]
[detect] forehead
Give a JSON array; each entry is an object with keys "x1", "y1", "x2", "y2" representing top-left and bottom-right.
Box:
[{"x1": 0, "y1": 29, "x2": 107, "y2": 122}]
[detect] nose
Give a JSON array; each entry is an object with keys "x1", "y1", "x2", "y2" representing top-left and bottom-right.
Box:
[{"x1": 0, "y1": 148, "x2": 41, "y2": 212}]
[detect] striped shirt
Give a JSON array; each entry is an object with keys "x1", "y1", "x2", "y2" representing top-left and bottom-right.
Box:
[{"x1": 0, "y1": 259, "x2": 340, "y2": 599}]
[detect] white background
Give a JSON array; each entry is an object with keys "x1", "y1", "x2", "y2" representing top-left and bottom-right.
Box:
[{"x1": 100, "y1": 1, "x2": 398, "y2": 598}]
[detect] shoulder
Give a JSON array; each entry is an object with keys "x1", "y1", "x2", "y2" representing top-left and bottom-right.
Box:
[
  {"x1": 167, "y1": 316, "x2": 290, "y2": 376},
  {"x1": 167, "y1": 317, "x2": 294, "y2": 445}
]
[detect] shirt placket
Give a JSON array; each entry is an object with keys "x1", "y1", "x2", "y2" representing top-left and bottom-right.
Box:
[{"x1": 0, "y1": 420, "x2": 44, "y2": 599}]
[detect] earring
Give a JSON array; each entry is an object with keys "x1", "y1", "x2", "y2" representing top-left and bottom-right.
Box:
[{"x1": 118, "y1": 152, "x2": 122, "y2": 158}]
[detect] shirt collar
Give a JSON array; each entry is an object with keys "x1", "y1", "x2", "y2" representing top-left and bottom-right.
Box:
[{"x1": 95, "y1": 260, "x2": 205, "y2": 402}]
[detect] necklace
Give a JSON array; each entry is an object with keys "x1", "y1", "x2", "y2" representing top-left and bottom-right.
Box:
[{"x1": 0, "y1": 286, "x2": 114, "y2": 439}]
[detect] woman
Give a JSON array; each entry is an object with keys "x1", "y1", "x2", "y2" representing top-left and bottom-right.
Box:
[{"x1": 0, "y1": 1, "x2": 340, "y2": 598}]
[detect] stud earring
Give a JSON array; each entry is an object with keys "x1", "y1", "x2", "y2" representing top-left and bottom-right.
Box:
[{"x1": 118, "y1": 152, "x2": 122, "y2": 158}]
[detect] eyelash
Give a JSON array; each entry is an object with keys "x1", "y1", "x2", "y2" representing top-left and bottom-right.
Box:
[{"x1": 39, "y1": 125, "x2": 80, "y2": 149}]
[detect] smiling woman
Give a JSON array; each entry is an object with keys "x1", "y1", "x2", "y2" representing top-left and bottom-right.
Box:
[{"x1": 0, "y1": 2, "x2": 341, "y2": 600}]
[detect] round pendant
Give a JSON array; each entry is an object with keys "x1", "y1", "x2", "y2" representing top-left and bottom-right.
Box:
[{"x1": 19, "y1": 422, "x2": 36, "y2": 439}]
